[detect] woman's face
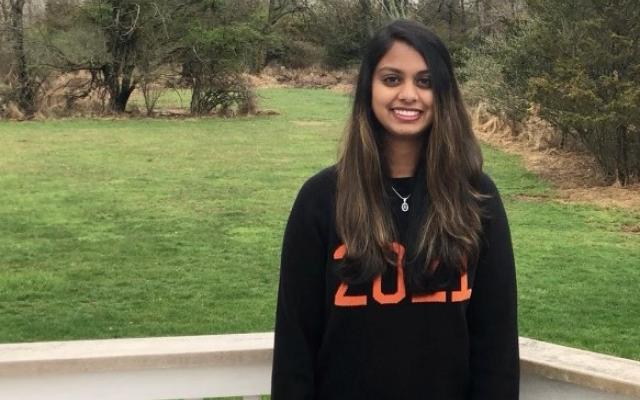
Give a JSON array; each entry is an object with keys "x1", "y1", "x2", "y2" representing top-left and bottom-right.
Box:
[{"x1": 371, "y1": 41, "x2": 434, "y2": 139}]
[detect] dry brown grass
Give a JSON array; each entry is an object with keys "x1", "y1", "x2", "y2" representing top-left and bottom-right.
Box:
[
  {"x1": 38, "y1": 71, "x2": 106, "y2": 117},
  {"x1": 248, "y1": 66, "x2": 356, "y2": 91},
  {"x1": 471, "y1": 103, "x2": 640, "y2": 211},
  {"x1": 3, "y1": 102, "x2": 25, "y2": 120}
]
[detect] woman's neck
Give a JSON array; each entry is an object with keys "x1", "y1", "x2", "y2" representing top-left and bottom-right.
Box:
[{"x1": 384, "y1": 136, "x2": 424, "y2": 178}]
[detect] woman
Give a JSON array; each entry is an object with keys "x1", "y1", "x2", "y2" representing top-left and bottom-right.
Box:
[{"x1": 272, "y1": 19, "x2": 519, "y2": 399}]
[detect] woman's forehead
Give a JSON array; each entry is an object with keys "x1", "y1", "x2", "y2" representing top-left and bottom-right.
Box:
[{"x1": 375, "y1": 41, "x2": 429, "y2": 73}]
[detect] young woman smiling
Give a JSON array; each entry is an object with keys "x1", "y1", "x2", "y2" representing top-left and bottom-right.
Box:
[{"x1": 272, "y1": 20, "x2": 519, "y2": 400}]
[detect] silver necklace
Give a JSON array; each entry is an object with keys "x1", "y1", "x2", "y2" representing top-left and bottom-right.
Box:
[{"x1": 391, "y1": 186, "x2": 410, "y2": 212}]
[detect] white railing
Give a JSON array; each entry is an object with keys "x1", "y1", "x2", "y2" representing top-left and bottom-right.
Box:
[
  {"x1": 0, "y1": 332, "x2": 273, "y2": 400},
  {"x1": 0, "y1": 333, "x2": 639, "y2": 399}
]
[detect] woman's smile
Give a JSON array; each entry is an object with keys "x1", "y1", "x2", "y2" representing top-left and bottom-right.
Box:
[{"x1": 391, "y1": 107, "x2": 423, "y2": 121}]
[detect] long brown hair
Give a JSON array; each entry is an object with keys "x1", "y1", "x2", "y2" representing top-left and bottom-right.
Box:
[{"x1": 336, "y1": 20, "x2": 486, "y2": 290}]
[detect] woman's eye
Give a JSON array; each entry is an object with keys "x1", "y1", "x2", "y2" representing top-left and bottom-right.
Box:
[
  {"x1": 417, "y1": 77, "x2": 432, "y2": 88},
  {"x1": 382, "y1": 76, "x2": 400, "y2": 85}
]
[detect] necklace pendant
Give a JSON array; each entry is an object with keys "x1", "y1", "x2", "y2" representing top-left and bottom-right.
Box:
[{"x1": 391, "y1": 186, "x2": 411, "y2": 213}]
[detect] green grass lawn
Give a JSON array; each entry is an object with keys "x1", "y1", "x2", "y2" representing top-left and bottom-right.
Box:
[{"x1": 1, "y1": 88, "x2": 639, "y2": 362}]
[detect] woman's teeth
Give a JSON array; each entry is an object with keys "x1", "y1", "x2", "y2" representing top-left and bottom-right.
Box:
[{"x1": 393, "y1": 109, "x2": 421, "y2": 119}]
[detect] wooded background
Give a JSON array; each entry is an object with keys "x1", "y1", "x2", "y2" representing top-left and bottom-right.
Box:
[{"x1": 1, "y1": 0, "x2": 638, "y2": 184}]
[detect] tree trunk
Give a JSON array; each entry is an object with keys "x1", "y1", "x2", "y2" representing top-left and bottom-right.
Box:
[
  {"x1": 616, "y1": 125, "x2": 629, "y2": 186},
  {"x1": 252, "y1": 0, "x2": 278, "y2": 72},
  {"x1": 100, "y1": 1, "x2": 139, "y2": 113},
  {"x1": 446, "y1": 0, "x2": 454, "y2": 41},
  {"x1": 460, "y1": 0, "x2": 466, "y2": 35},
  {"x1": 190, "y1": 72, "x2": 204, "y2": 115},
  {"x1": 559, "y1": 127, "x2": 567, "y2": 149},
  {"x1": 102, "y1": 62, "x2": 136, "y2": 113},
  {"x1": 254, "y1": 0, "x2": 305, "y2": 72},
  {"x1": 9, "y1": 0, "x2": 36, "y2": 117},
  {"x1": 110, "y1": 86, "x2": 134, "y2": 113},
  {"x1": 358, "y1": 0, "x2": 375, "y2": 37}
]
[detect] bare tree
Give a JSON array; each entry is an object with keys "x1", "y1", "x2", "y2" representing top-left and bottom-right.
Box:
[
  {"x1": 6, "y1": 0, "x2": 39, "y2": 116},
  {"x1": 253, "y1": 0, "x2": 309, "y2": 71},
  {"x1": 46, "y1": 0, "x2": 180, "y2": 114},
  {"x1": 98, "y1": 1, "x2": 142, "y2": 113},
  {"x1": 459, "y1": 0, "x2": 466, "y2": 35},
  {"x1": 0, "y1": 1, "x2": 11, "y2": 77}
]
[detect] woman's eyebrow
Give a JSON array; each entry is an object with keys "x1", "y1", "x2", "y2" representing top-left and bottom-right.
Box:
[{"x1": 376, "y1": 66, "x2": 430, "y2": 74}]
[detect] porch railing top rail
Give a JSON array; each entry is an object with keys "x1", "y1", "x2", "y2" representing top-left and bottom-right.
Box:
[
  {"x1": 519, "y1": 337, "x2": 640, "y2": 398},
  {"x1": 0, "y1": 332, "x2": 274, "y2": 376},
  {"x1": 0, "y1": 333, "x2": 639, "y2": 398}
]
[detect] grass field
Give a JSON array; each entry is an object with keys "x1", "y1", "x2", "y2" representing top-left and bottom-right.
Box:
[{"x1": 1, "y1": 88, "x2": 639, "y2": 362}]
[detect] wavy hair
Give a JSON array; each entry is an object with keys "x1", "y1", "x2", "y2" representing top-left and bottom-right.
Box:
[{"x1": 335, "y1": 20, "x2": 486, "y2": 290}]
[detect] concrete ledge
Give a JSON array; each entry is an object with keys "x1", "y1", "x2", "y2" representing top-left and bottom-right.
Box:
[
  {"x1": 0, "y1": 332, "x2": 274, "y2": 376},
  {"x1": 0, "y1": 334, "x2": 639, "y2": 399},
  {"x1": 520, "y1": 337, "x2": 640, "y2": 398}
]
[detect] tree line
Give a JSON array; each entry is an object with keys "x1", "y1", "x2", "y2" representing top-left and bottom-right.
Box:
[{"x1": 1, "y1": 0, "x2": 638, "y2": 184}]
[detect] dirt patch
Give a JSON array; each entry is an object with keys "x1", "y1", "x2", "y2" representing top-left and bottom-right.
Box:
[
  {"x1": 471, "y1": 104, "x2": 640, "y2": 211},
  {"x1": 557, "y1": 186, "x2": 640, "y2": 210},
  {"x1": 154, "y1": 108, "x2": 190, "y2": 117},
  {"x1": 245, "y1": 72, "x2": 281, "y2": 88},
  {"x1": 513, "y1": 194, "x2": 552, "y2": 203}
]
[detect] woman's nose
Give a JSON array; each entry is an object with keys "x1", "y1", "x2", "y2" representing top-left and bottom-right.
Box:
[{"x1": 398, "y1": 81, "x2": 418, "y2": 102}]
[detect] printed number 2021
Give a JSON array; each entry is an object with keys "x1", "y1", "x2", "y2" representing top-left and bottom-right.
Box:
[{"x1": 332, "y1": 243, "x2": 471, "y2": 307}]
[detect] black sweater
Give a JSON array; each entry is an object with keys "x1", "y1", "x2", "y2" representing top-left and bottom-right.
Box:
[{"x1": 271, "y1": 166, "x2": 519, "y2": 400}]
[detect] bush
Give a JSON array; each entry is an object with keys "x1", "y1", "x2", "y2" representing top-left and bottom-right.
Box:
[
  {"x1": 460, "y1": 33, "x2": 529, "y2": 135},
  {"x1": 477, "y1": 1, "x2": 640, "y2": 184},
  {"x1": 190, "y1": 73, "x2": 256, "y2": 116}
]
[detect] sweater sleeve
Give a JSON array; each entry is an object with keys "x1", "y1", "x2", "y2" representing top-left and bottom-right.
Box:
[
  {"x1": 271, "y1": 173, "x2": 330, "y2": 399},
  {"x1": 467, "y1": 176, "x2": 520, "y2": 399}
]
